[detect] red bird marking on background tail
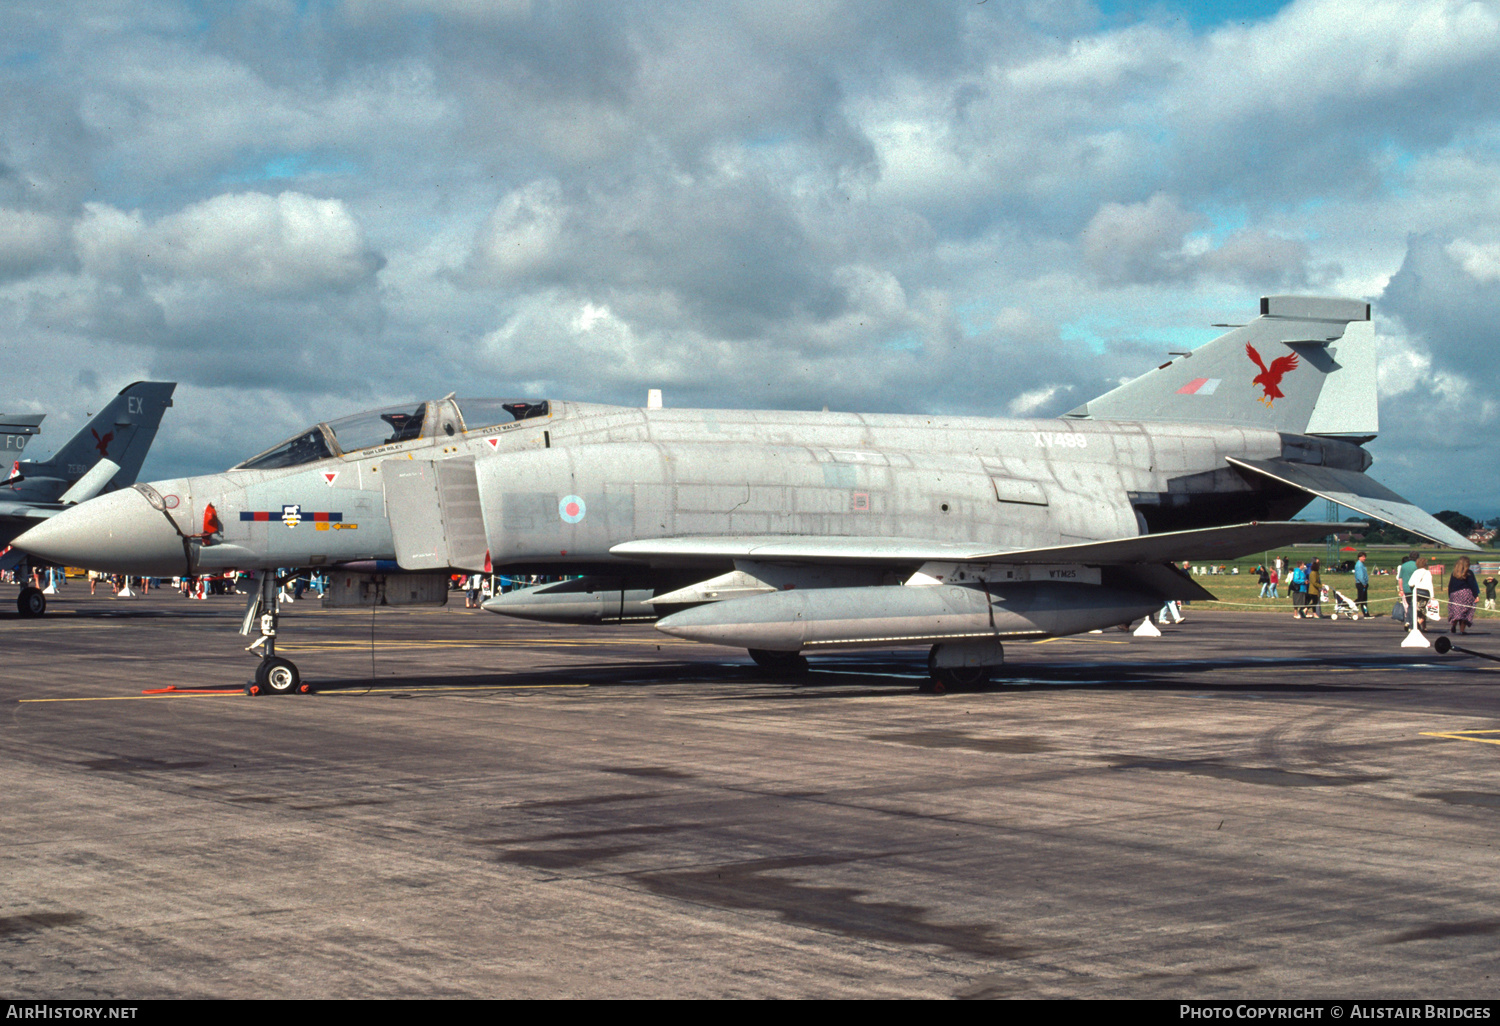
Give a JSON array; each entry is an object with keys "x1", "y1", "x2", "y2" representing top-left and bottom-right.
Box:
[
  {"x1": 1245, "y1": 344, "x2": 1298, "y2": 408},
  {"x1": 91, "y1": 428, "x2": 113, "y2": 456}
]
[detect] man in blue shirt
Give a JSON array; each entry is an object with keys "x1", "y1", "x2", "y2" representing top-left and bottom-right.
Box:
[{"x1": 1354, "y1": 551, "x2": 1370, "y2": 617}]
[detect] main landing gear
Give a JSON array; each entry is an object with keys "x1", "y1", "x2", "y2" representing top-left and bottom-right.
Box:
[
  {"x1": 747, "y1": 648, "x2": 810, "y2": 677},
  {"x1": 921, "y1": 642, "x2": 1002, "y2": 694},
  {"x1": 243, "y1": 572, "x2": 312, "y2": 696}
]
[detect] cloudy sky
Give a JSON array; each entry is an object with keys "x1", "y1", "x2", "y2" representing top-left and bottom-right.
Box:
[{"x1": 3, "y1": 0, "x2": 1498, "y2": 518}]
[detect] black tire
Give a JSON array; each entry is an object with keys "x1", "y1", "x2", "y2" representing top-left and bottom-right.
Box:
[
  {"x1": 17, "y1": 587, "x2": 45, "y2": 618},
  {"x1": 934, "y1": 665, "x2": 992, "y2": 689},
  {"x1": 256, "y1": 657, "x2": 301, "y2": 695},
  {"x1": 926, "y1": 645, "x2": 995, "y2": 691},
  {"x1": 747, "y1": 649, "x2": 810, "y2": 677}
]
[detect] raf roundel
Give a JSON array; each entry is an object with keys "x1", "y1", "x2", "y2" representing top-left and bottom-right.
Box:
[{"x1": 559, "y1": 495, "x2": 586, "y2": 524}]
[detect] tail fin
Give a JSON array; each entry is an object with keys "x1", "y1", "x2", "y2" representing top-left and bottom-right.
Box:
[
  {"x1": 1066, "y1": 296, "x2": 1376, "y2": 440},
  {"x1": 1, "y1": 413, "x2": 44, "y2": 466},
  {"x1": 20, "y1": 382, "x2": 176, "y2": 497}
]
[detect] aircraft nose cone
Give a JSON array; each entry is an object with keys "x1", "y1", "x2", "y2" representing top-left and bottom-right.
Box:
[{"x1": 13, "y1": 487, "x2": 188, "y2": 577}]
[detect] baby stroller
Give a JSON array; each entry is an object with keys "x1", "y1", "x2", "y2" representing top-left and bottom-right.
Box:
[{"x1": 1328, "y1": 587, "x2": 1363, "y2": 620}]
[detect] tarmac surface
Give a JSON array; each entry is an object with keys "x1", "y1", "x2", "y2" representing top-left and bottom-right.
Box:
[{"x1": 4, "y1": 582, "x2": 1500, "y2": 999}]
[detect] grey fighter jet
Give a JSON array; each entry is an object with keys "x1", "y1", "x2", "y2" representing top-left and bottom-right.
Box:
[
  {"x1": 13, "y1": 297, "x2": 1475, "y2": 692},
  {"x1": 2, "y1": 382, "x2": 177, "y2": 616}
]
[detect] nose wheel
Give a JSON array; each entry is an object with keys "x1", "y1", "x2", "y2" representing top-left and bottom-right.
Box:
[{"x1": 254, "y1": 657, "x2": 302, "y2": 694}]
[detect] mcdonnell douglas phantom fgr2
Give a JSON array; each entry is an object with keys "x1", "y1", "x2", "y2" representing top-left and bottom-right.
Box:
[{"x1": 14, "y1": 296, "x2": 1475, "y2": 693}]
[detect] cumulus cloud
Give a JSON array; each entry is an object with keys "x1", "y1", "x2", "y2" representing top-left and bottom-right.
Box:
[
  {"x1": 20, "y1": 191, "x2": 387, "y2": 397},
  {"x1": 1366, "y1": 235, "x2": 1500, "y2": 508},
  {"x1": 1081, "y1": 193, "x2": 1199, "y2": 284},
  {"x1": 463, "y1": 175, "x2": 845, "y2": 338},
  {"x1": 1007, "y1": 385, "x2": 1063, "y2": 417},
  {"x1": 1384, "y1": 232, "x2": 1500, "y2": 381},
  {"x1": 1080, "y1": 194, "x2": 1322, "y2": 288},
  {"x1": 69, "y1": 191, "x2": 382, "y2": 296},
  {"x1": 1445, "y1": 238, "x2": 1500, "y2": 283},
  {"x1": 149, "y1": 192, "x2": 384, "y2": 295},
  {"x1": 0, "y1": 208, "x2": 68, "y2": 280}
]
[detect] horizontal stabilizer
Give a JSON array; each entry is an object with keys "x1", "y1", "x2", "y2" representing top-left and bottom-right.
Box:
[
  {"x1": 0, "y1": 501, "x2": 58, "y2": 520},
  {"x1": 0, "y1": 413, "x2": 43, "y2": 437},
  {"x1": 1226, "y1": 458, "x2": 1479, "y2": 551},
  {"x1": 612, "y1": 521, "x2": 1352, "y2": 568}
]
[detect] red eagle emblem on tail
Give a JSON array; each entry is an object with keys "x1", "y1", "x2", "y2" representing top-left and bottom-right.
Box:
[
  {"x1": 1246, "y1": 344, "x2": 1298, "y2": 408},
  {"x1": 91, "y1": 428, "x2": 113, "y2": 457}
]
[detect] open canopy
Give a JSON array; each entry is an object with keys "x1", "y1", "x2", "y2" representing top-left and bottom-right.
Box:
[{"x1": 233, "y1": 398, "x2": 550, "y2": 470}]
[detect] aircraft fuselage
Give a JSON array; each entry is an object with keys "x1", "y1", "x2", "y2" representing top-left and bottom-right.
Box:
[{"x1": 22, "y1": 397, "x2": 1367, "y2": 579}]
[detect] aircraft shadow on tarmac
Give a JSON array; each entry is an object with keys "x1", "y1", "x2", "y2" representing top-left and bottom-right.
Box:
[{"x1": 294, "y1": 649, "x2": 1491, "y2": 699}]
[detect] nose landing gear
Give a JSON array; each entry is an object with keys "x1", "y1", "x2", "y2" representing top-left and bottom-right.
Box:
[{"x1": 242, "y1": 571, "x2": 312, "y2": 696}]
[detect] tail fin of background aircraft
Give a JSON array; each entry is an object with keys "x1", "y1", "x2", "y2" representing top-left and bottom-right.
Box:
[
  {"x1": 18, "y1": 382, "x2": 176, "y2": 499},
  {"x1": 1066, "y1": 296, "x2": 1376, "y2": 441}
]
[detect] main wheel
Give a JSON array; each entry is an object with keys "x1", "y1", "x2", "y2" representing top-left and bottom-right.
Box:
[
  {"x1": 926, "y1": 644, "x2": 995, "y2": 692},
  {"x1": 256, "y1": 657, "x2": 301, "y2": 695},
  {"x1": 17, "y1": 587, "x2": 45, "y2": 618},
  {"x1": 933, "y1": 665, "x2": 992, "y2": 689},
  {"x1": 747, "y1": 649, "x2": 810, "y2": 677}
]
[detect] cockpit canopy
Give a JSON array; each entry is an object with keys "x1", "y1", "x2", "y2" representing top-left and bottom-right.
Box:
[{"x1": 234, "y1": 398, "x2": 550, "y2": 470}]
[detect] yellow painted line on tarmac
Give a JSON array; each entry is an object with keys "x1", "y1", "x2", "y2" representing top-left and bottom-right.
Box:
[
  {"x1": 321, "y1": 684, "x2": 590, "y2": 696},
  {"x1": 276, "y1": 638, "x2": 698, "y2": 652},
  {"x1": 1030, "y1": 637, "x2": 1129, "y2": 645},
  {"x1": 1420, "y1": 729, "x2": 1500, "y2": 747},
  {"x1": 20, "y1": 693, "x2": 243, "y2": 703},
  {"x1": 18, "y1": 683, "x2": 590, "y2": 703}
]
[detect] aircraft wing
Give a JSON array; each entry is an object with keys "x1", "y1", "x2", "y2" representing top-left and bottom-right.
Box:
[
  {"x1": 610, "y1": 520, "x2": 1351, "y2": 567},
  {"x1": 0, "y1": 501, "x2": 59, "y2": 520},
  {"x1": 1226, "y1": 458, "x2": 1479, "y2": 550}
]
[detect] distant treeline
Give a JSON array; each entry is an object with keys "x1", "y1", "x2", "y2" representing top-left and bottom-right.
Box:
[{"x1": 1341, "y1": 511, "x2": 1496, "y2": 548}]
